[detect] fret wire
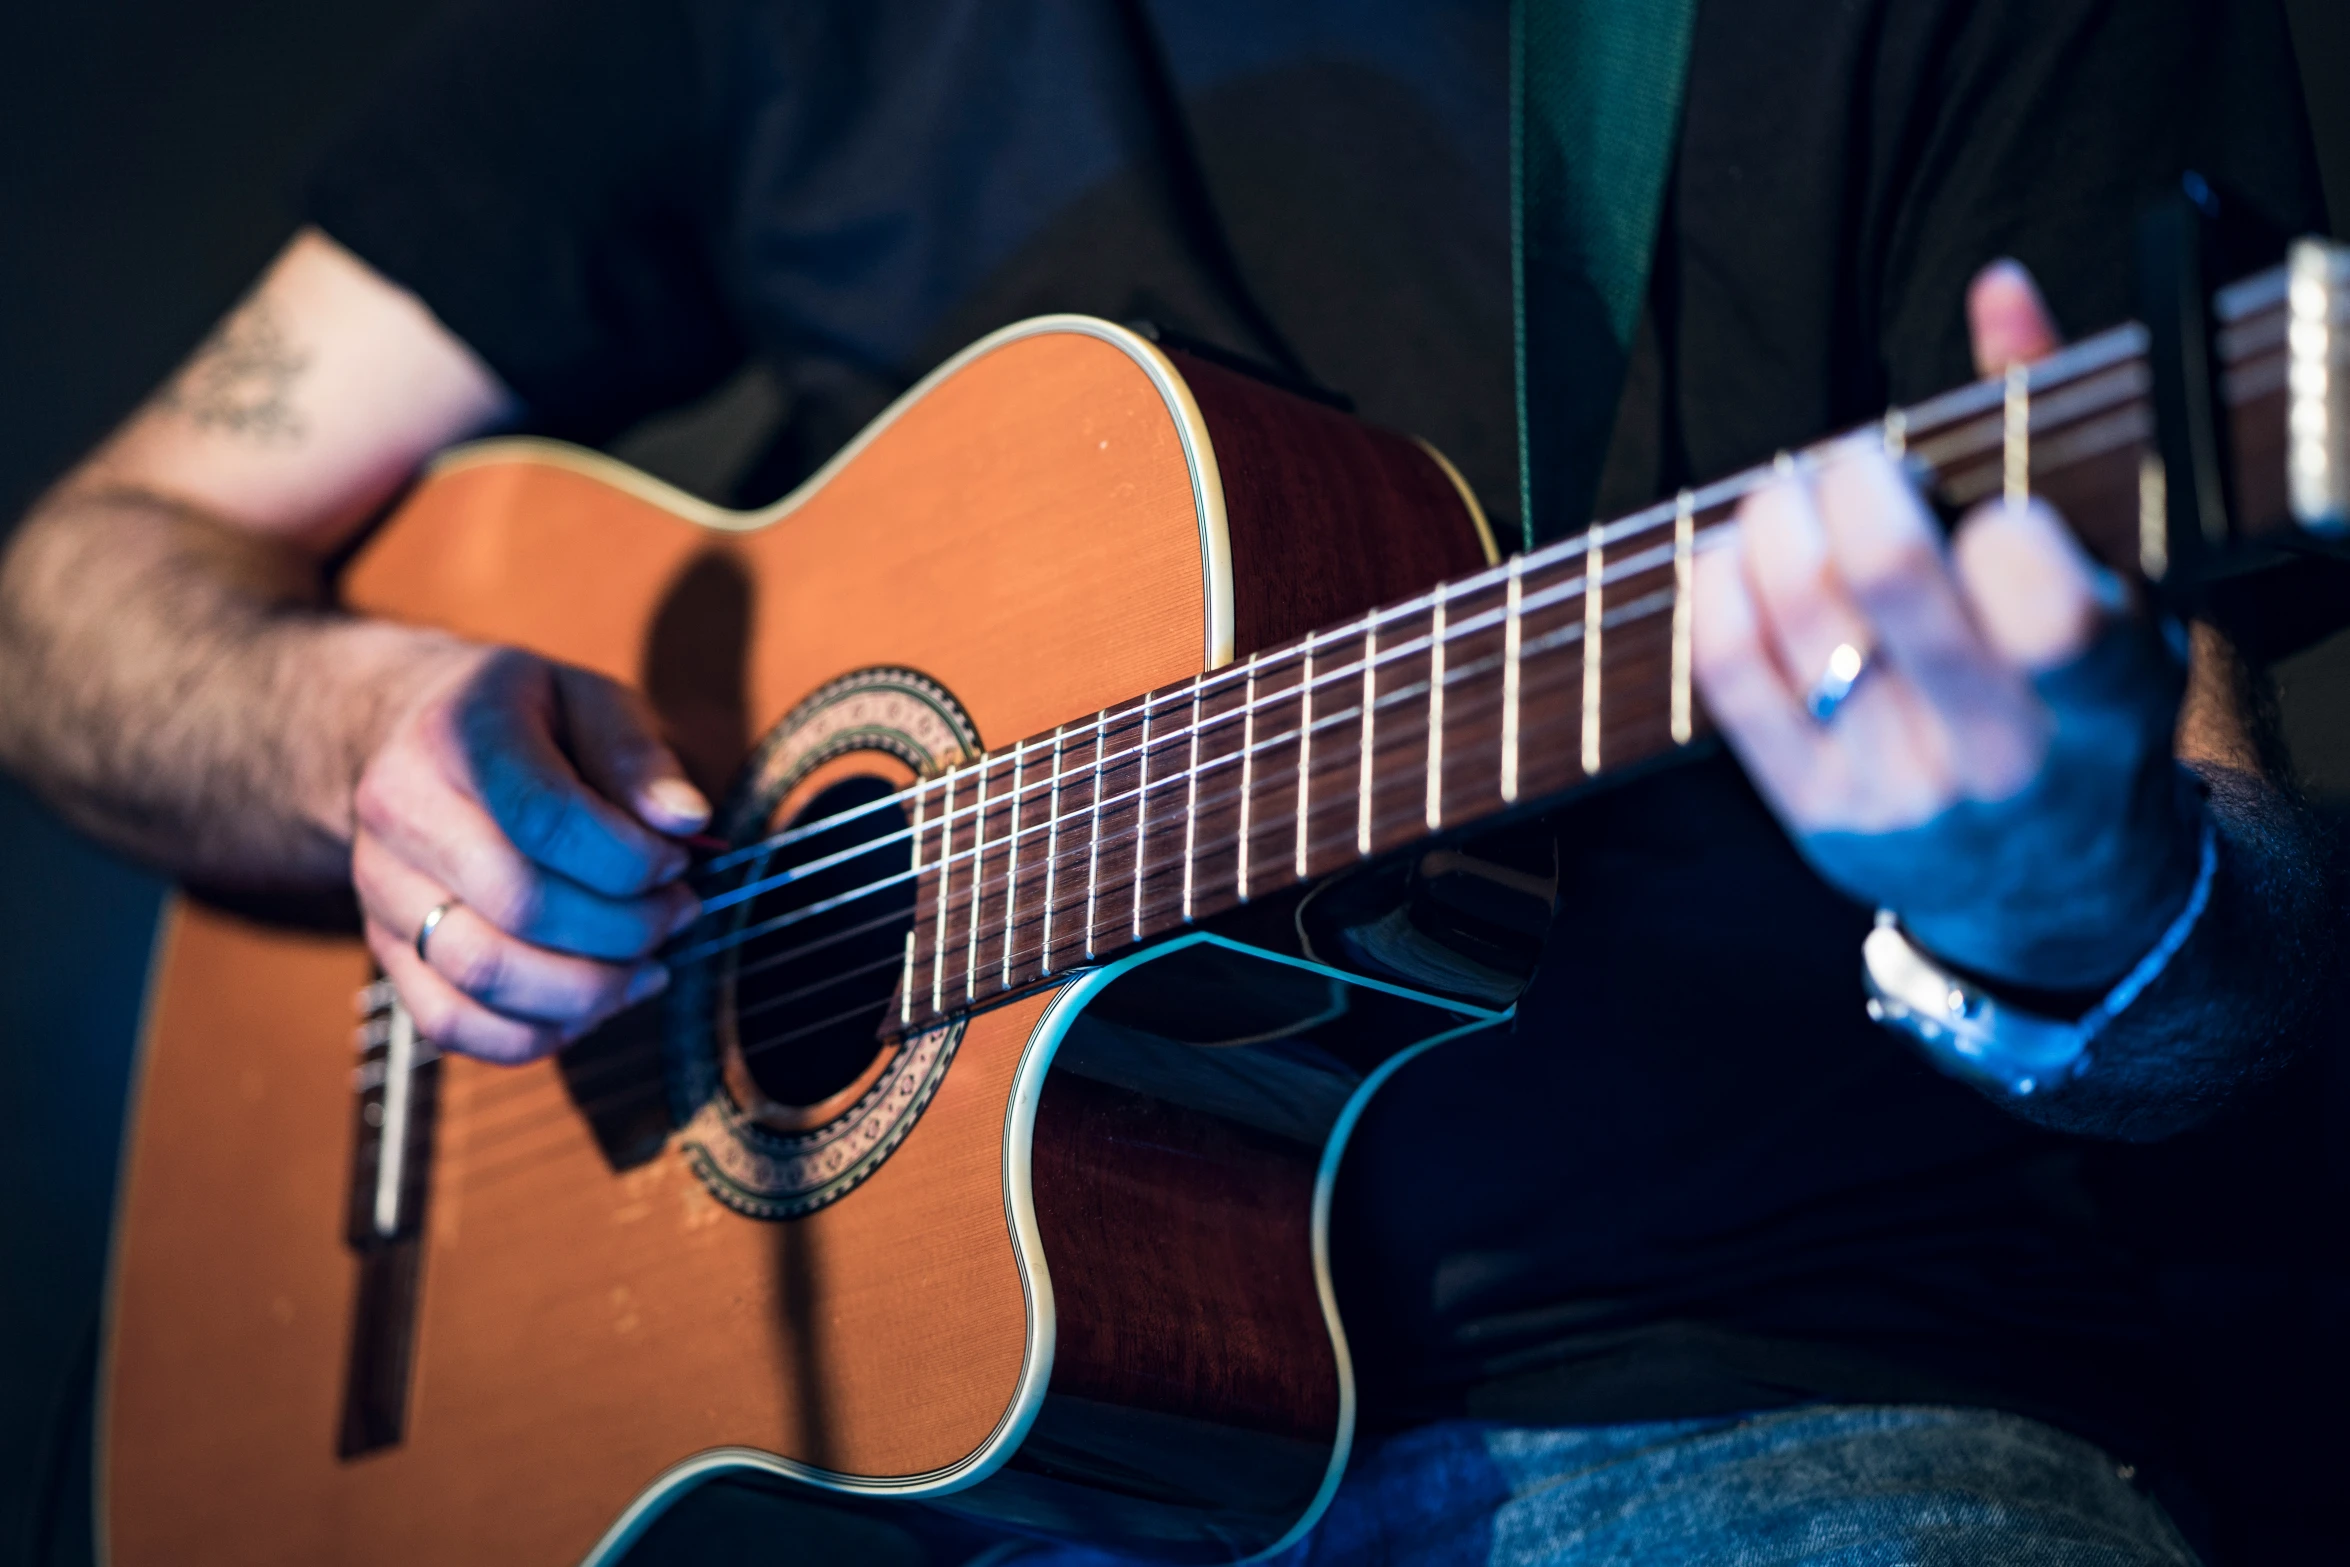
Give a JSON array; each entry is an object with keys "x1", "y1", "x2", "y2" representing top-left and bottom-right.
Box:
[
  {"x1": 900, "y1": 777, "x2": 926, "y2": 1025},
  {"x1": 728, "y1": 543, "x2": 1680, "y2": 928},
  {"x1": 724, "y1": 389, "x2": 2096, "y2": 909},
  {"x1": 1995, "y1": 404, "x2": 2153, "y2": 507},
  {"x1": 920, "y1": 612, "x2": 1605, "y2": 934},
  {"x1": 834, "y1": 356, "x2": 2228, "y2": 998},
  {"x1": 1181, "y1": 680, "x2": 1203, "y2": 922},
  {"x1": 698, "y1": 555, "x2": 1789, "y2": 1000},
  {"x1": 1002, "y1": 738, "x2": 1024, "y2": 989},
  {"x1": 1295, "y1": 633, "x2": 1316, "y2": 881},
  {"x1": 1039, "y1": 695, "x2": 1959, "y2": 948},
  {"x1": 2138, "y1": 451, "x2": 2169, "y2": 581},
  {"x1": 963, "y1": 753, "x2": 989, "y2": 1003},
  {"x1": 1090, "y1": 709, "x2": 1109, "y2": 958},
  {"x1": 874, "y1": 361, "x2": 2306, "y2": 1025},
  {"x1": 712, "y1": 603, "x2": 1454, "y2": 892},
  {"x1": 1914, "y1": 401, "x2": 2084, "y2": 478},
  {"x1": 1581, "y1": 533, "x2": 1605, "y2": 776},
  {"x1": 1108, "y1": 612, "x2": 1600, "y2": 886},
  {"x1": 1670, "y1": 490, "x2": 1695, "y2": 745},
  {"x1": 1132, "y1": 693, "x2": 1154, "y2": 943},
  {"x1": 1917, "y1": 354, "x2": 2142, "y2": 481},
  {"x1": 1501, "y1": 555, "x2": 1524, "y2": 804},
  {"x1": 1356, "y1": 624, "x2": 1378, "y2": 857},
  {"x1": 930, "y1": 771, "x2": 954, "y2": 1015},
  {"x1": 1883, "y1": 406, "x2": 1907, "y2": 459},
  {"x1": 1237, "y1": 653, "x2": 1260, "y2": 901},
  {"x1": 1038, "y1": 728, "x2": 1065, "y2": 974},
  {"x1": 932, "y1": 667, "x2": 1618, "y2": 965},
  {"x1": 2004, "y1": 361, "x2": 2031, "y2": 509},
  {"x1": 1425, "y1": 584, "x2": 1447, "y2": 830},
  {"x1": 705, "y1": 310, "x2": 2219, "y2": 893},
  {"x1": 981, "y1": 799, "x2": 1472, "y2": 966},
  {"x1": 892, "y1": 586, "x2": 1788, "y2": 997},
  {"x1": 883, "y1": 521, "x2": 1748, "y2": 892},
  {"x1": 939, "y1": 779, "x2": 1533, "y2": 991}
]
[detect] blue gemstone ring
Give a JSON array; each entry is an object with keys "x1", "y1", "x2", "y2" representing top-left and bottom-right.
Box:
[{"x1": 1805, "y1": 641, "x2": 1872, "y2": 723}]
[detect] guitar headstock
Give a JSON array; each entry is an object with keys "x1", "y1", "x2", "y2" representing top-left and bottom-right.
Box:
[
  {"x1": 2287, "y1": 238, "x2": 2350, "y2": 537},
  {"x1": 2135, "y1": 176, "x2": 2349, "y2": 608}
]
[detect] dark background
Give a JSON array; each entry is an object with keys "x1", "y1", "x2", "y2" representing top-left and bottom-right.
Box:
[{"x1": 0, "y1": 3, "x2": 2344, "y2": 1563}]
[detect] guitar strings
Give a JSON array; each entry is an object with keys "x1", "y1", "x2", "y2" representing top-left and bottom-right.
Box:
[
  {"x1": 686, "y1": 335, "x2": 2166, "y2": 909},
  {"x1": 427, "y1": 359, "x2": 2175, "y2": 1145},
  {"x1": 672, "y1": 556, "x2": 1653, "y2": 970},
  {"x1": 413, "y1": 323, "x2": 2283, "y2": 1172},
  {"x1": 684, "y1": 313, "x2": 2176, "y2": 886},
  {"x1": 449, "y1": 627, "x2": 1598, "y2": 1135},
  {"x1": 449, "y1": 624, "x2": 1564, "y2": 1122},
  {"x1": 446, "y1": 527, "x2": 2016, "y2": 1158},
  {"x1": 456, "y1": 587, "x2": 1929, "y2": 1166},
  {"x1": 443, "y1": 605, "x2": 1638, "y2": 1155},
  {"x1": 450, "y1": 782, "x2": 1548, "y2": 1183},
  {"x1": 685, "y1": 554, "x2": 1606, "y2": 922},
  {"x1": 667, "y1": 361, "x2": 2164, "y2": 983},
  {"x1": 687, "y1": 530, "x2": 1617, "y2": 883},
  {"x1": 445, "y1": 625, "x2": 1554, "y2": 1121}
]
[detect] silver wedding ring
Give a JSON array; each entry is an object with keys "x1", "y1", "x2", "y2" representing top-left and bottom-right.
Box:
[
  {"x1": 1805, "y1": 642, "x2": 1871, "y2": 723},
  {"x1": 415, "y1": 900, "x2": 456, "y2": 965}
]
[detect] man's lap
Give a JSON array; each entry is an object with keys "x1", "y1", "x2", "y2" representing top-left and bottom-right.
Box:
[{"x1": 1007, "y1": 1405, "x2": 2197, "y2": 1567}]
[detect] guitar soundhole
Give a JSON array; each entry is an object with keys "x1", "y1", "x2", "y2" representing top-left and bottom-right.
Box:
[
  {"x1": 671, "y1": 665, "x2": 975, "y2": 1217},
  {"x1": 725, "y1": 775, "x2": 915, "y2": 1108}
]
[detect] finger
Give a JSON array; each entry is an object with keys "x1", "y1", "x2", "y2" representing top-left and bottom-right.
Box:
[
  {"x1": 1951, "y1": 496, "x2": 2121, "y2": 673},
  {"x1": 1730, "y1": 468, "x2": 1963, "y2": 829},
  {"x1": 354, "y1": 831, "x2": 668, "y2": 1026},
  {"x1": 456, "y1": 653, "x2": 689, "y2": 897},
  {"x1": 1736, "y1": 462, "x2": 1880, "y2": 702},
  {"x1": 355, "y1": 763, "x2": 699, "y2": 960},
  {"x1": 367, "y1": 915, "x2": 564, "y2": 1065},
  {"x1": 1690, "y1": 527, "x2": 1835, "y2": 817},
  {"x1": 1812, "y1": 443, "x2": 2014, "y2": 712},
  {"x1": 555, "y1": 668, "x2": 712, "y2": 837},
  {"x1": 1967, "y1": 259, "x2": 2062, "y2": 376}
]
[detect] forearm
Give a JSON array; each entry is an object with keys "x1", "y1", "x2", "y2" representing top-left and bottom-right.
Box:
[
  {"x1": 2005, "y1": 764, "x2": 2342, "y2": 1142},
  {"x1": 0, "y1": 479, "x2": 469, "y2": 887}
]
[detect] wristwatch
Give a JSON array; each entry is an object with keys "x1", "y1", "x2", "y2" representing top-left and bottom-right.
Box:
[{"x1": 1861, "y1": 820, "x2": 2219, "y2": 1097}]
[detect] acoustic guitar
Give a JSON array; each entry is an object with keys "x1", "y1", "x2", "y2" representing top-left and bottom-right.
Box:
[{"x1": 99, "y1": 232, "x2": 2347, "y2": 1564}]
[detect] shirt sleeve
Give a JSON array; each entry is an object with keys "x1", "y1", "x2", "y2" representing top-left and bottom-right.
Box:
[{"x1": 302, "y1": 0, "x2": 748, "y2": 441}]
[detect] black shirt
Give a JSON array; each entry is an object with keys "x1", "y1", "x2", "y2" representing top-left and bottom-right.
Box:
[{"x1": 307, "y1": 0, "x2": 2327, "y2": 1466}]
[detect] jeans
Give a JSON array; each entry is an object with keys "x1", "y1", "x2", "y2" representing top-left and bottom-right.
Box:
[{"x1": 1011, "y1": 1405, "x2": 2199, "y2": 1567}]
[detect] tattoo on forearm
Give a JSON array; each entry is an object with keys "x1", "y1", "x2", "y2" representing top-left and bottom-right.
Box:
[{"x1": 160, "y1": 299, "x2": 310, "y2": 444}]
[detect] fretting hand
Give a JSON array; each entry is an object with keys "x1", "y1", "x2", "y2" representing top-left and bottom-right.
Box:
[
  {"x1": 1690, "y1": 262, "x2": 2204, "y2": 991},
  {"x1": 353, "y1": 646, "x2": 710, "y2": 1062}
]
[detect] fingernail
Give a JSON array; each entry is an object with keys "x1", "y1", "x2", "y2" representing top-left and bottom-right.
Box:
[
  {"x1": 645, "y1": 777, "x2": 711, "y2": 830},
  {"x1": 626, "y1": 964, "x2": 670, "y2": 1004},
  {"x1": 668, "y1": 895, "x2": 703, "y2": 937}
]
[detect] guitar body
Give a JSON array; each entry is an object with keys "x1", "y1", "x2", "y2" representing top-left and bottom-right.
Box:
[{"x1": 99, "y1": 318, "x2": 1501, "y2": 1565}]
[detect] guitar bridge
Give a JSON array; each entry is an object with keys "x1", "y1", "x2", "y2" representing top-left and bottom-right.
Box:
[{"x1": 338, "y1": 978, "x2": 441, "y2": 1457}]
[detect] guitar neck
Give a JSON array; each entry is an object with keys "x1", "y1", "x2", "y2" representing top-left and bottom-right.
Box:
[{"x1": 892, "y1": 243, "x2": 2345, "y2": 1033}]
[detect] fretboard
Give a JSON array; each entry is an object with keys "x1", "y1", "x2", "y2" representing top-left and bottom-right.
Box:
[{"x1": 884, "y1": 250, "x2": 2325, "y2": 1034}]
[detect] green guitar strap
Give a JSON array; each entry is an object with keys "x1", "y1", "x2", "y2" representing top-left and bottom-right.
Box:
[{"x1": 1512, "y1": 0, "x2": 1699, "y2": 549}]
